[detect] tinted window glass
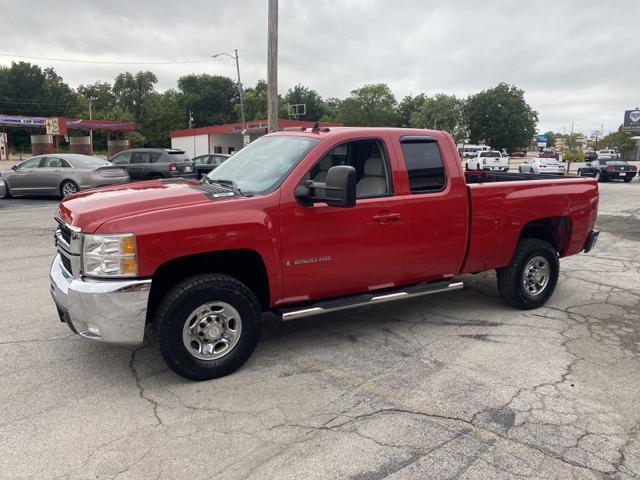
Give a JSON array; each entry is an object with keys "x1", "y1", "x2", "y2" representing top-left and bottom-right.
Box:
[
  {"x1": 168, "y1": 152, "x2": 190, "y2": 162},
  {"x1": 148, "y1": 152, "x2": 163, "y2": 163},
  {"x1": 193, "y1": 155, "x2": 209, "y2": 165},
  {"x1": 20, "y1": 157, "x2": 43, "y2": 168},
  {"x1": 111, "y1": 152, "x2": 130, "y2": 165},
  {"x1": 400, "y1": 141, "x2": 446, "y2": 193},
  {"x1": 131, "y1": 152, "x2": 151, "y2": 164}
]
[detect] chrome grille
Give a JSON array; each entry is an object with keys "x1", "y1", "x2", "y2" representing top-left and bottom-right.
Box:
[
  {"x1": 60, "y1": 253, "x2": 73, "y2": 274},
  {"x1": 58, "y1": 223, "x2": 72, "y2": 245}
]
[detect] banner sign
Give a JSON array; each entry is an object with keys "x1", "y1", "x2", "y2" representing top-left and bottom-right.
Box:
[
  {"x1": 623, "y1": 109, "x2": 640, "y2": 131},
  {"x1": 45, "y1": 118, "x2": 60, "y2": 135},
  {"x1": 0, "y1": 115, "x2": 47, "y2": 127},
  {"x1": 536, "y1": 134, "x2": 549, "y2": 142}
]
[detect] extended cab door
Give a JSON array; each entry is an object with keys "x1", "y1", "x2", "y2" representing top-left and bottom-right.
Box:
[
  {"x1": 393, "y1": 135, "x2": 469, "y2": 283},
  {"x1": 279, "y1": 137, "x2": 407, "y2": 304}
]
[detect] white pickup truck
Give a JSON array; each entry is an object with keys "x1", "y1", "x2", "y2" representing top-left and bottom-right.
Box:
[{"x1": 464, "y1": 150, "x2": 509, "y2": 172}]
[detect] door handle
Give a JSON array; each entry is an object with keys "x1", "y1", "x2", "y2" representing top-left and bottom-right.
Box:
[{"x1": 372, "y1": 212, "x2": 401, "y2": 223}]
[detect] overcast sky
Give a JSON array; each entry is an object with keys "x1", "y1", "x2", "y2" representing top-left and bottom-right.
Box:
[{"x1": 1, "y1": 0, "x2": 638, "y2": 135}]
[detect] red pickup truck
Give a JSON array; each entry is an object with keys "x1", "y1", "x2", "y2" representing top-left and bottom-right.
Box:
[{"x1": 50, "y1": 127, "x2": 600, "y2": 380}]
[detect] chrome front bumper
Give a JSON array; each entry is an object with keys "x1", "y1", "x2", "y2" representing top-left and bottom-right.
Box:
[{"x1": 49, "y1": 254, "x2": 151, "y2": 346}]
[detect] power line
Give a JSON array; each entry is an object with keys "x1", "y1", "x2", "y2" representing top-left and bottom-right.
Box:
[{"x1": 0, "y1": 52, "x2": 217, "y2": 65}]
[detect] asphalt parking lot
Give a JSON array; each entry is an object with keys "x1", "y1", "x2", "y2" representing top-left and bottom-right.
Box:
[{"x1": 0, "y1": 180, "x2": 639, "y2": 480}]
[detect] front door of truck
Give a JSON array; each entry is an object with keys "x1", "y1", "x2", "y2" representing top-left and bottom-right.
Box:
[{"x1": 279, "y1": 138, "x2": 406, "y2": 304}]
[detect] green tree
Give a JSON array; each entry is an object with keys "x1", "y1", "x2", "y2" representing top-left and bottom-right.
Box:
[
  {"x1": 596, "y1": 127, "x2": 638, "y2": 160},
  {"x1": 337, "y1": 83, "x2": 399, "y2": 127},
  {"x1": 140, "y1": 90, "x2": 185, "y2": 147},
  {"x1": 319, "y1": 97, "x2": 342, "y2": 123},
  {"x1": 410, "y1": 94, "x2": 466, "y2": 142},
  {"x1": 543, "y1": 131, "x2": 556, "y2": 147},
  {"x1": 0, "y1": 62, "x2": 81, "y2": 149},
  {"x1": 465, "y1": 83, "x2": 538, "y2": 152},
  {"x1": 178, "y1": 74, "x2": 238, "y2": 126},
  {"x1": 77, "y1": 81, "x2": 115, "y2": 114},
  {"x1": 113, "y1": 71, "x2": 158, "y2": 122},
  {"x1": 397, "y1": 94, "x2": 427, "y2": 128},
  {"x1": 284, "y1": 84, "x2": 325, "y2": 121}
]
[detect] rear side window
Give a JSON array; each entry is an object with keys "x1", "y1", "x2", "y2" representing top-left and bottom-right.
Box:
[
  {"x1": 168, "y1": 152, "x2": 190, "y2": 162},
  {"x1": 400, "y1": 138, "x2": 446, "y2": 193}
]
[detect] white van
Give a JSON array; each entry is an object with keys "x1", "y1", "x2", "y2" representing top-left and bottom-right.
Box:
[
  {"x1": 464, "y1": 150, "x2": 510, "y2": 171},
  {"x1": 458, "y1": 144, "x2": 490, "y2": 159}
]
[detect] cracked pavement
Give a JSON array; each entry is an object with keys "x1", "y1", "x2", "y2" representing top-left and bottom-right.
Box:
[{"x1": 0, "y1": 181, "x2": 639, "y2": 480}]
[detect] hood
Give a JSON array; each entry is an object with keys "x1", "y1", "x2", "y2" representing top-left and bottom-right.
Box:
[{"x1": 58, "y1": 179, "x2": 238, "y2": 232}]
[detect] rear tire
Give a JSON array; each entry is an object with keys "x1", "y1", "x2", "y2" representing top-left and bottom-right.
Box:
[
  {"x1": 150, "y1": 174, "x2": 164, "y2": 180},
  {"x1": 577, "y1": 169, "x2": 582, "y2": 177},
  {"x1": 595, "y1": 171, "x2": 603, "y2": 182},
  {"x1": 497, "y1": 239, "x2": 559, "y2": 310},
  {"x1": 60, "y1": 180, "x2": 79, "y2": 197},
  {"x1": 623, "y1": 176, "x2": 632, "y2": 183},
  {"x1": 2, "y1": 182, "x2": 10, "y2": 199},
  {"x1": 155, "y1": 274, "x2": 261, "y2": 381}
]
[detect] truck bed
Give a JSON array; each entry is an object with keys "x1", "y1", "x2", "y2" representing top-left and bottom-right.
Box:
[{"x1": 461, "y1": 172, "x2": 599, "y2": 274}]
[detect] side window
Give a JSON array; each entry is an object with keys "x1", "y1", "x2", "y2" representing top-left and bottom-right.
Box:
[
  {"x1": 111, "y1": 152, "x2": 130, "y2": 165},
  {"x1": 308, "y1": 139, "x2": 391, "y2": 199},
  {"x1": 20, "y1": 157, "x2": 43, "y2": 168},
  {"x1": 193, "y1": 155, "x2": 207, "y2": 165},
  {"x1": 149, "y1": 152, "x2": 163, "y2": 163},
  {"x1": 59, "y1": 159, "x2": 71, "y2": 168},
  {"x1": 400, "y1": 139, "x2": 446, "y2": 193},
  {"x1": 131, "y1": 152, "x2": 151, "y2": 164}
]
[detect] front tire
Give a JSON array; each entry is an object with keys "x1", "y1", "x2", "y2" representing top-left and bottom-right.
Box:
[
  {"x1": 60, "y1": 180, "x2": 79, "y2": 197},
  {"x1": 497, "y1": 239, "x2": 559, "y2": 310},
  {"x1": 155, "y1": 274, "x2": 261, "y2": 381}
]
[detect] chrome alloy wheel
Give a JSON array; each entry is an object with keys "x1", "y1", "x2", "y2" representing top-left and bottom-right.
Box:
[
  {"x1": 182, "y1": 302, "x2": 242, "y2": 360},
  {"x1": 61, "y1": 182, "x2": 78, "y2": 196},
  {"x1": 522, "y1": 256, "x2": 550, "y2": 296}
]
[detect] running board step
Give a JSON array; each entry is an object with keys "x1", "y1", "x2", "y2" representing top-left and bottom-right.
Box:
[{"x1": 278, "y1": 280, "x2": 464, "y2": 321}]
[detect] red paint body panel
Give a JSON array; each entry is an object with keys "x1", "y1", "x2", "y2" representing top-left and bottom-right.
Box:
[{"x1": 58, "y1": 127, "x2": 599, "y2": 309}]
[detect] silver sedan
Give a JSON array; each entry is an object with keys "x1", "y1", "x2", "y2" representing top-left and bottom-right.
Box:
[
  {"x1": 518, "y1": 157, "x2": 567, "y2": 175},
  {"x1": 1, "y1": 154, "x2": 130, "y2": 198}
]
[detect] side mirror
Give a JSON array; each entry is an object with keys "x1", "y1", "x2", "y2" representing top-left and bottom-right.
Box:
[
  {"x1": 295, "y1": 165, "x2": 356, "y2": 208},
  {"x1": 11, "y1": 165, "x2": 17, "y2": 171}
]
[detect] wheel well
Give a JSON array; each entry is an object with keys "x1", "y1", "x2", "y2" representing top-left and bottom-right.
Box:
[
  {"x1": 147, "y1": 249, "x2": 270, "y2": 323},
  {"x1": 519, "y1": 217, "x2": 571, "y2": 254}
]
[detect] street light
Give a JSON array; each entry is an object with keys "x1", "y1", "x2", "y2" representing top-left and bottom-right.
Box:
[{"x1": 212, "y1": 49, "x2": 246, "y2": 126}]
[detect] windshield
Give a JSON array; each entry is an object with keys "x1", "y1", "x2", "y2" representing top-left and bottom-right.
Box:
[
  {"x1": 207, "y1": 135, "x2": 319, "y2": 195},
  {"x1": 601, "y1": 160, "x2": 627, "y2": 166}
]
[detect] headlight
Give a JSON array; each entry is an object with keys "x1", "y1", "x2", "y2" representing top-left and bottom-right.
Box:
[{"x1": 82, "y1": 233, "x2": 138, "y2": 277}]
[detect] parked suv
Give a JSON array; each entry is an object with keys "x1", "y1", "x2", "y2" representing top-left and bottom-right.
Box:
[{"x1": 109, "y1": 148, "x2": 196, "y2": 180}]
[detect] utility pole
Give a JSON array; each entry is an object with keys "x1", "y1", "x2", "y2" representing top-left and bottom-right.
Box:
[
  {"x1": 88, "y1": 100, "x2": 93, "y2": 155},
  {"x1": 234, "y1": 49, "x2": 246, "y2": 127},
  {"x1": 212, "y1": 50, "x2": 246, "y2": 126},
  {"x1": 267, "y1": 0, "x2": 278, "y2": 133}
]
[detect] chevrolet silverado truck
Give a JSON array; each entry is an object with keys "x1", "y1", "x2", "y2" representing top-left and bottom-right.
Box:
[{"x1": 50, "y1": 127, "x2": 600, "y2": 380}]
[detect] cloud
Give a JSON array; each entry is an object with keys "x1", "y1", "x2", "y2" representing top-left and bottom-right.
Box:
[{"x1": 0, "y1": 0, "x2": 637, "y2": 134}]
